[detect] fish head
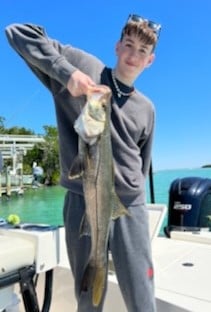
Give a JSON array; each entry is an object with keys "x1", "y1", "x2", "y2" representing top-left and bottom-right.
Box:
[
  {"x1": 87, "y1": 85, "x2": 111, "y2": 122},
  {"x1": 74, "y1": 85, "x2": 111, "y2": 145}
]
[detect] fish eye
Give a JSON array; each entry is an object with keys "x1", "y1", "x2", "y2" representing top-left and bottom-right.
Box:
[{"x1": 101, "y1": 100, "x2": 107, "y2": 109}]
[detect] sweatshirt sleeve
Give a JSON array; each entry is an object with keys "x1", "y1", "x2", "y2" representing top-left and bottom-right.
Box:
[
  {"x1": 5, "y1": 23, "x2": 78, "y2": 89},
  {"x1": 140, "y1": 107, "x2": 155, "y2": 178}
]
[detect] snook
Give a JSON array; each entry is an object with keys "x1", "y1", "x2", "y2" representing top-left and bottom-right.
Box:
[{"x1": 69, "y1": 85, "x2": 129, "y2": 307}]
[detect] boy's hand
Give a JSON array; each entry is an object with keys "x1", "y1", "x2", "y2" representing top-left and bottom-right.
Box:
[{"x1": 67, "y1": 70, "x2": 101, "y2": 97}]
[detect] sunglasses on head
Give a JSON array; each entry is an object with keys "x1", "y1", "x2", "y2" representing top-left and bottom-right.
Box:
[{"x1": 127, "y1": 14, "x2": 161, "y2": 38}]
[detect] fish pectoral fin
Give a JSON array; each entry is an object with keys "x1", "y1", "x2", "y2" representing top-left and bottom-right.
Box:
[
  {"x1": 111, "y1": 191, "x2": 130, "y2": 220},
  {"x1": 79, "y1": 214, "x2": 91, "y2": 237},
  {"x1": 68, "y1": 155, "x2": 84, "y2": 179}
]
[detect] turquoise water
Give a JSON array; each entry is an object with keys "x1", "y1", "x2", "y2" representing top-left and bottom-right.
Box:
[
  {"x1": 1, "y1": 168, "x2": 211, "y2": 227},
  {"x1": 0, "y1": 185, "x2": 65, "y2": 225},
  {"x1": 146, "y1": 167, "x2": 211, "y2": 204}
]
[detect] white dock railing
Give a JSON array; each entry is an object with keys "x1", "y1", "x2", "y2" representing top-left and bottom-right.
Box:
[
  {"x1": 0, "y1": 135, "x2": 45, "y2": 197},
  {"x1": 0, "y1": 134, "x2": 45, "y2": 159}
]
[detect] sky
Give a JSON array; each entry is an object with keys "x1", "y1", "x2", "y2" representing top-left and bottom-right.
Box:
[{"x1": 1, "y1": 0, "x2": 211, "y2": 171}]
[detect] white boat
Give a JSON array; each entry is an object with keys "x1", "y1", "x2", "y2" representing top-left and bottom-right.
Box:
[{"x1": 1, "y1": 204, "x2": 211, "y2": 312}]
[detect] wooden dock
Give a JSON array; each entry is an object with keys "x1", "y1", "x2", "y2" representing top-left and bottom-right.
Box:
[
  {"x1": 0, "y1": 134, "x2": 44, "y2": 198},
  {"x1": 0, "y1": 172, "x2": 24, "y2": 198}
]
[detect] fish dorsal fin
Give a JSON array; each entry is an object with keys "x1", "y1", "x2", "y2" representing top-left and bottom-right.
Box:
[
  {"x1": 79, "y1": 214, "x2": 91, "y2": 237},
  {"x1": 111, "y1": 191, "x2": 130, "y2": 220},
  {"x1": 68, "y1": 155, "x2": 84, "y2": 179}
]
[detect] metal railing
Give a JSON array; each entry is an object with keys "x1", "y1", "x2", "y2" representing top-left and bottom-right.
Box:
[{"x1": 0, "y1": 135, "x2": 45, "y2": 159}]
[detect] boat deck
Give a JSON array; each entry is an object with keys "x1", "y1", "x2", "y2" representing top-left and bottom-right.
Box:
[
  {"x1": 154, "y1": 234, "x2": 211, "y2": 312},
  {"x1": 16, "y1": 233, "x2": 211, "y2": 312},
  {"x1": 2, "y1": 205, "x2": 211, "y2": 312}
]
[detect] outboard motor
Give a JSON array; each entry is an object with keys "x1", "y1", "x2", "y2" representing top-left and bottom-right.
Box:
[{"x1": 164, "y1": 177, "x2": 211, "y2": 237}]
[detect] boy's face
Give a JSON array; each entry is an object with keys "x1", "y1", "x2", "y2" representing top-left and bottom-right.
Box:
[{"x1": 115, "y1": 34, "x2": 155, "y2": 84}]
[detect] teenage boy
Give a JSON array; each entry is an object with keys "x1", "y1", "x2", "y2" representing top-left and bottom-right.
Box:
[{"x1": 6, "y1": 14, "x2": 161, "y2": 312}]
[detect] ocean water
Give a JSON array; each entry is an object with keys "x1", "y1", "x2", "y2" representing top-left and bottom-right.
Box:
[
  {"x1": 1, "y1": 168, "x2": 211, "y2": 228},
  {"x1": 146, "y1": 167, "x2": 211, "y2": 204},
  {"x1": 0, "y1": 185, "x2": 65, "y2": 225}
]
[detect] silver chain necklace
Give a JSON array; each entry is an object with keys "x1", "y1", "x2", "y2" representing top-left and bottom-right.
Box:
[{"x1": 111, "y1": 70, "x2": 134, "y2": 98}]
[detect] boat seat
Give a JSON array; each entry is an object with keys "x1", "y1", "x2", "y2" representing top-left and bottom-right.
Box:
[
  {"x1": 108, "y1": 204, "x2": 167, "y2": 272},
  {"x1": 0, "y1": 234, "x2": 35, "y2": 276},
  {"x1": 170, "y1": 230, "x2": 211, "y2": 244},
  {"x1": 147, "y1": 203, "x2": 167, "y2": 242},
  {"x1": 0, "y1": 233, "x2": 36, "y2": 311},
  {"x1": 0, "y1": 226, "x2": 58, "y2": 312}
]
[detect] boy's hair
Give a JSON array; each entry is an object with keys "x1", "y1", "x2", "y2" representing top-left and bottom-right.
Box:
[{"x1": 120, "y1": 21, "x2": 158, "y2": 49}]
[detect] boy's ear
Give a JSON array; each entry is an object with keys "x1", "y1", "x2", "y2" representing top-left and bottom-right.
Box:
[
  {"x1": 146, "y1": 53, "x2": 155, "y2": 68},
  {"x1": 115, "y1": 41, "x2": 121, "y2": 55}
]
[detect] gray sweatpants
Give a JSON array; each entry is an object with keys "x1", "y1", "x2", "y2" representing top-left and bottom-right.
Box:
[{"x1": 63, "y1": 191, "x2": 156, "y2": 312}]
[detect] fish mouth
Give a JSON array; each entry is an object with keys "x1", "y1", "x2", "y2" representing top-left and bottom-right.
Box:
[
  {"x1": 87, "y1": 85, "x2": 111, "y2": 104},
  {"x1": 87, "y1": 101, "x2": 106, "y2": 122},
  {"x1": 87, "y1": 86, "x2": 111, "y2": 122}
]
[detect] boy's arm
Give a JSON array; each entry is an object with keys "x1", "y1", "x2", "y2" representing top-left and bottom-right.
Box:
[
  {"x1": 6, "y1": 23, "x2": 103, "y2": 96},
  {"x1": 140, "y1": 109, "x2": 155, "y2": 178},
  {"x1": 5, "y1": 23, "x2": 82, "y2": 91},
  {"x1": 5, "y1": 23, "x2": 77, "y2": 89}
]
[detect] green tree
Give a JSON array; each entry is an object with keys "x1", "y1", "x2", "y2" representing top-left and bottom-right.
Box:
[
  {"x1": 0, "y1": 116, "x2": 6, "y2": 133},
  {"x1": 26, "y1": 125, "x2": 60, "y2": 185},
  {"x1": 41, "y1": 125, "x2": 60, "y2": 185},
  {"x1": 0, "y1": 116, "x2": 60, "y2": 184},
  {"x1": 23, "y1": 145, "x2": 44, "y2": 174},
  {"x1": 7, "y1": 126, "x2": 34, "y2": 135},
  {"x1": 0, "y1": 116, "x2": 34, "y2": 135}
]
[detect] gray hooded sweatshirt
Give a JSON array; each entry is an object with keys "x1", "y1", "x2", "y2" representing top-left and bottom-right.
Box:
[{"x1": 5, "y1": 23, "x2": 155, "y2": 206}]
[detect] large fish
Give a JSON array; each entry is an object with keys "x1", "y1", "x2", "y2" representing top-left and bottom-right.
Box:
[{"x1": 69, "y1": 85, "x2": 129, "y2": 307}]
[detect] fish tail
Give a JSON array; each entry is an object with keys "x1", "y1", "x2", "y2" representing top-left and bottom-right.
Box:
[
  {"x1": 80, "y1": 264, "x2": 106, "y2": 307},
  {"x1": 92, "y1": 266, "x2": 106, "y2": 307}
]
